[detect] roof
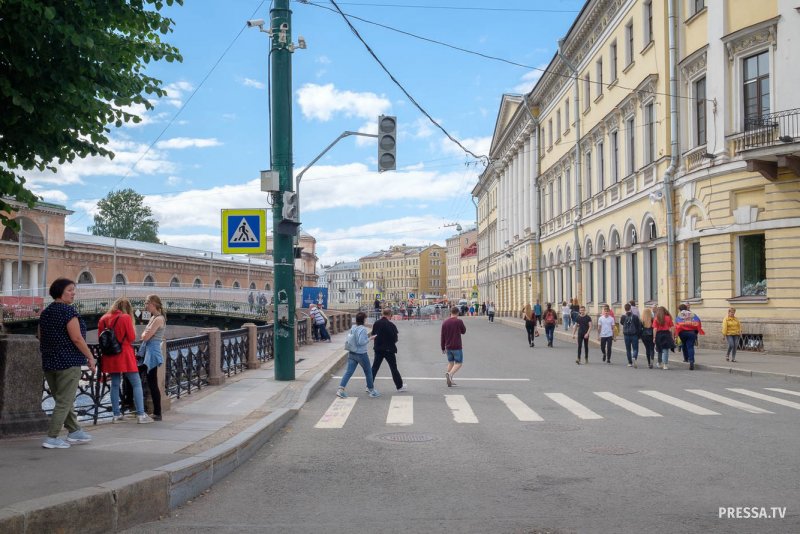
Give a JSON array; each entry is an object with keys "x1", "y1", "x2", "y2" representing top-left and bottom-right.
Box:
[
  {"x1": 65, "y1": 232, "x2": 273, "y2": 267},
  {"x1": 325, "y1": 261, "x2": 360, "y2": 271}
]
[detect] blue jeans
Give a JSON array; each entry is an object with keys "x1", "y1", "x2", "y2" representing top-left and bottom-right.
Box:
[
  {"x1": 111, "y1": 372, "x2": 145, "y2": 416},
  {"x1": 545, "y1": 324, "x2": 555, "y2": 344},
  {"x1": 624, "y1": 334, "x2": 640, "y2": 364},
  {"x1": 679, "y1": 330, "x2": 698, "y2": 364},
  {"x1": 316, "y1": 322, "x2": 330, "y2": 340},
  {"x1": 340, "y1": 352, "x2": 374, "y2": 390},
  {"x1": 563, "y1": 315, "x2": 571, "y2": 330},
  {"x1": 661, "y1": 347, "x2": 670, "y2": 366}
]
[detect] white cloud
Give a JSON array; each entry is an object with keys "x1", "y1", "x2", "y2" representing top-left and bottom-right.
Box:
[
  {"x1": 316, "y1": 55, "x2": 332, "y2": 65},
  {"x1": 155, "y1": 137, "x2": 222, "y2": 150},
  {"x1": 33, "y1": 188, "x2": 69, "y2": 204},
  {"x1": 159, "y1": 233, "x2": 220, "y2": 251},
  {"x1": 296, "y1": 83, "x2": 391, "y2": 122},
  {"x1": 162, "y1": 81, "x2": 194, "y2": 108},
  {"x1": 439, "y1": 135, "x2": 492, "y2": 159},
  {"x1": 512, "y1": 65, "x2": 547, "y2": 94},
  {"x1": 242, "y1": 78, "x2": 266, "y2": 90},
  {"x1": 354, "y1": 121, "x2": 378, "y2": 147},
  {"x1": 166, "y1": 175, "x2": 187, "y2": 186},
  {"x1": 298, "y1": 163, "x2": 478, "y2": 212}
]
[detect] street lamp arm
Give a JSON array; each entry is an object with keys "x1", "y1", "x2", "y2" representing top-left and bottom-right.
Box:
[{"x1": 295, "y1": 130, "x2": 379, "y2": 192}]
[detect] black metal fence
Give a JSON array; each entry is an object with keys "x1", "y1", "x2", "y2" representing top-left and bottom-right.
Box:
[
  {"x1": 220, "y1": 328, "x2": 248, "y2": 377},
  {"x1": 743, "y1": 108, "x2": 799, "y2": 148},
  {"x1": 256, "y1": 324, "x2": 274, "y2": 362},
  {"x1": 165, "y1": 334, "x2": 211, "y2": 399}
]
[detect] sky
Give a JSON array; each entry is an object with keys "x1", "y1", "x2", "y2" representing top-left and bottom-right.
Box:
[{"x1": 27, "y1": 0, "x2": 585, "y2": 267}]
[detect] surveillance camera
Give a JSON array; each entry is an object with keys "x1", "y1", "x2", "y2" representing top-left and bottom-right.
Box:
[
  {"x1": 247, "y1": 19, "x2": 265, "y2": 27},
  {"x1": 297, "y1": 35, "x2": 307, "y2": 49},
  {"x1": 280, "y1": 23, "x2": 288, "y2": 31}
]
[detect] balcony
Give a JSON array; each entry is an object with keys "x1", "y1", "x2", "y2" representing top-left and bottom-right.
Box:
[{"x1": 733, "y1": 108, "x2": 800, "y2": 181}]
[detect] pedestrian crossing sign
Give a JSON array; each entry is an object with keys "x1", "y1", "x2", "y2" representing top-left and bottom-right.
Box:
[{"x1": 221, "y1": 209, "x2": 267, "y2": 254}]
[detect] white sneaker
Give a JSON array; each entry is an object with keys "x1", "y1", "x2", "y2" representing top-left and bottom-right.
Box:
[
  {"x1": 398, "y1": 384, "x2": 408, "y2": 392},
  {"x1": 663, "y1": 364, "x2": 669, "y2": 370},
  {"x1": 627, "y1": 364, "x2": 632, "y2": 367},
  {"x1": 111, "y1": 414, "x2": 125, "y2": 424},
  {"x1": 42, "y1": 437, "x2": 70, "y2": 449},
  {"x1": 137, "y1": 414, "x2": 154, "y2": 424},
  {"x1": 336, "y1": 387, "x2": 348, "y2": 398}
]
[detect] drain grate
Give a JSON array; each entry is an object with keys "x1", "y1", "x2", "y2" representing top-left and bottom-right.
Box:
[
  {"x1": 527, "y1": 423, "x2": 582, "y2": 432},
  {"x1": 376, "y1": 432, "x2": 437, "y2": 443},
  {"x1": 583, "y1": 446, "x2": 639, "y2": 456}
]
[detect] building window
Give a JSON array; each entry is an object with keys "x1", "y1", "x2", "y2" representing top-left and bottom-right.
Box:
[
  {"x1": 556, "y1": 176, "x2": 563, "y2": 215},
  {"x1": 193, "y1": 278, "x2": 202, "y2": 287},
  {"x1": 743, "y1": 51, "x2": 770, "y2": 129},
  {"x1": 588, "y1": 261, "x2": 595, "y2": 303},
  {"x1": 565, "y1": 99, "x2": 570, "y2": 128},
  {"x1": 644, "y1": 102, "x2": 655, "y2": 164},
  {"x1": 170, "y1": 276, "x2": 180, "y2": 287},
  {"x1": 548, "y1": 182, "x2": 554, "y2": 220},
  {"x1": 115, "y1": 273, "x2": 127, "y2": 285},
  {"x1": 625, "y1": 21, "x2": 634, "y2": 66},
  {"x1": 596, "y1": 58, "x2": 603, "y2": 96},
  {"x1": 214, "y1": 280, "x2": 222, "y2": 288},
  {"x1": 610, "y1": 41, "x2": 618, "y2": 81},
  {"x1": 77, "y1": 271, "x2": 94, "y2": 284},
  {"x1": 631, "y1": 251, "x2": 639, "y2": 302},
  {"x1": 739, "y1": 234, "x2": 766, "y2": 296},
  {"x1": 694, "y1": 77, "x2": 707, "y2": 146},
  {"x1": 548, "y1": 119, "x2": 553, "y2": 147},
  {"x1": 144, "y1": 275, "x2": 155, "y2": 287},
  {"x1": 585, "y1": 150, "x2": 592, "y2": 198},
  {"x1": 647, "y1": 248, "x2": 658, "y2": 301},
  {"x1": 643, "y1": 1, "x2": 653, "y2": 46},
  {"x1": 613, "y1": 255, "x2": 622, "y2": 303},
  {"x1": 599, "y1": 258, "x2": 607, "y2": 303},
  {"x1": 583, "y1": 73, "x2": 591, "y2": 109},
  {"x1": 556, "y1": 110, "x2": 562, "y2": 140},
  {"x1": 627, "y1": 116, "x2": 635, "y2": 174},
  {"x1": 611, "y1": 131, "x2": 619, "y2": 183},
  {"x1": 690, "y1": 241, "x2": 701, "y2": 298},
  {"x1": 565, "y1": 168, "x2": 571, "y2": 207},
  {"x1": 693, "y1": 0, "x2": 705, "y2": 15},
  {"x1": 597, "y1": 141, "x2": 605, "y2": 190}
]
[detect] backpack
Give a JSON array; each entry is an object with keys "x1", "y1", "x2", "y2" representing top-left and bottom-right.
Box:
[
  {"x1": 544, "y1": 310, "x2": 557, "y2": 325},
  {"x1": 98, "y1": 315, "x2": 123, "y2": 355}
]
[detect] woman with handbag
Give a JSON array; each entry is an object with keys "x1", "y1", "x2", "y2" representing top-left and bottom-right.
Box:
[
  {"x1": 98, "y1": 298, "x2": 153, "y2": 424},
  {"x1": 139, "y1": 295, "x2": 166, "y2": 421},
  {"x1": 522, "y1": 304, "x2": 537, "y2": 347}
]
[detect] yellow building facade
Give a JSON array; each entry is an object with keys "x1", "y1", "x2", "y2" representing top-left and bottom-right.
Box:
[
  {"x1": 359, "y1": 244, "x2": 446, "y2": 306},
  {"x1": 476, "y1": 0, "x2": 800, "y2": 353}
]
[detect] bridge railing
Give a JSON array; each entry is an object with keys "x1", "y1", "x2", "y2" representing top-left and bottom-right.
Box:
[{"x1": 40, "y1": 310, "x2": 352, "y2": 423}]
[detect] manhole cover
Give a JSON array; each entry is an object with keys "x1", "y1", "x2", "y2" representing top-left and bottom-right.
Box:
[
  {"x1": 376, "y1": 432, "x2": 437, "y2": 443},
  {"x1": 527, "y1": 423, "x2": 582, "y2": 432},
  {"x1": 583, "y1": 446, "x2": 639, "y2": 456}
]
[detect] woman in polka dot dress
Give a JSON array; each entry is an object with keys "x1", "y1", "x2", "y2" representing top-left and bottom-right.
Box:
[
  {"x1": 38, "y1": 278, "x2": 97, "y2": 449},
  {"x1": 98, "y1": 298, "x2": 153, "y2": 424}
]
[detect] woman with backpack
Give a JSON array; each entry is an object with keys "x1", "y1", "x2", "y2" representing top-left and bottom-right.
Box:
[
  {"x1": 337, "y1": 312, "x2": 380, "y2": 398},
  {"x1": 98, "y1": 298, "x2": 153, "y2": 424}
]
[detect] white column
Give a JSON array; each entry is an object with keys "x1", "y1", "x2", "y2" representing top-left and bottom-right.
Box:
[
  {"x1": 523, "y1": 137, "x2": 530, "y2": 233},
  {"x1": 503, "y1": 164, "x2": 510, "y2": 245},
  {"x1": 515, "y1": 148, "x2": 523, "y2": 236},
  {"x1": 28, "y1": 262, "x2": 39, "y2": 297},
  {"x1": 511, "y1": 153, "x2": 518, "y2": 239},
  {"x1": 529, "y1": 136, "x2": 539, "y2": 234},
  {"x1": 2, "y1": 260, "x2": 12, "y2": 295}
]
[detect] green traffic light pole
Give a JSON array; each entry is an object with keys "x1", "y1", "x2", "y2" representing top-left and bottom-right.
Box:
[{"x1": 270, "y1": 0, "x2": 296, "y2": 380}]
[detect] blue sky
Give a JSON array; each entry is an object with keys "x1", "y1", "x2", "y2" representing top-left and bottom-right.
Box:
[{"x1": 29, "y1": 0, "x2": 584, "y2": 266}]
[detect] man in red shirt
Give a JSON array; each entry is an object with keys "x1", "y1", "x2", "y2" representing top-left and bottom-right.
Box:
[{"x1": 440, "y1": 306, "x2": 467, "y2": 387}]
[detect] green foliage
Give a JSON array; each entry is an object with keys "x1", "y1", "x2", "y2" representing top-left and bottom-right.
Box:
[
  {"x1": 0, "y1": 0, "x2": 183, "y2": 225},
  {"x1": 89, "y1": 188, "x2": 160, "y2": 243}
]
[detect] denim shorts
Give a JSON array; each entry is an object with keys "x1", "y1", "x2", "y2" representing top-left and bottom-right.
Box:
[{"x1": 446, "y1": 349, "x2": 464, "y2": 363}]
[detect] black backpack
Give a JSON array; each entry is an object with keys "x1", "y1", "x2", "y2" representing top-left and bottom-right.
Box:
[{"x1": 98, "y1": 315, "x2": 123, "y2": 355}]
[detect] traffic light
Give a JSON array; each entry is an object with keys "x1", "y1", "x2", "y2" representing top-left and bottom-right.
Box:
[
  {"x1": 282, "y1": 191, "x2": 298, "y2": 221},
  {"x1": 377, "y1": 115, "x2": 396, "y2": 172}
]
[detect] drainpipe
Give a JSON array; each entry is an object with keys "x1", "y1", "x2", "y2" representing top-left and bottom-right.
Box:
[
  {"x1": 557, "y1": 38, "x2": 583, "y2": 304},
  {"x1": 664, "y1": 0, "x2": 679, "y2": 311},
  {"x1": 521, "y1": 94, "x2": 541, "y2": 305}
]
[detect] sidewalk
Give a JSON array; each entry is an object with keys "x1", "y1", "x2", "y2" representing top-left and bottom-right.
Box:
[
  {"x1": 495, "y1": 316, "x2": 800, "y2": 382},
  {"x1": 0, "y1": 339, "x2": 347, "y2": 534}
]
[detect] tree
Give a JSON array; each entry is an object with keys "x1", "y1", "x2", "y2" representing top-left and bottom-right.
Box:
[
  {"x1": 89, "y1": 188, "x2": 160, "y2": 243},
  {"x1": 0, "y1": 0, "x2": 183, "y2": 227}
]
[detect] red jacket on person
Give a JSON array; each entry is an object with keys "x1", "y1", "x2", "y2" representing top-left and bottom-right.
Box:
[{"x1": 97, "y1": 311, "x2": 138, "y2": 374}]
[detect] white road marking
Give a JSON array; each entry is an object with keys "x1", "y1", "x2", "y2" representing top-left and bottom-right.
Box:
[
  {"x1": 545, "y1": 393, "x2": 603, "y2": 420},
  {"x1": 497, "y1": 394, "x2": 544, "y2": 421},
  {"x1": 594, "y1": 392, "x2": 661, "y2": 417},
  {"x1": 686, "y1": 389, "x2": 773, "y2": 414},
  {"x1": 386, "y1": 396, "x2": 413, "y2": 426},
  {"x1": 314, "y1": 398, "x2": 357, "y2": 429},
  {"x1": 639, "y1": 390, "x2": 720, "y2": 415},
  {"x1": 445, "y1": 394, "x2": 479, "y2": 423},
  {"x1": 728, "y1": 388, "x2": 800, "y2": 410},
  {"x1": 765, "y1": 388, "x2": 800, "y2": 397},
  {"x1": 332, "y1": 376, "x2": 530, "y2": 382}
]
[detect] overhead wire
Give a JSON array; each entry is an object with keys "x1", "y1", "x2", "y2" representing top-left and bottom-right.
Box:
[{"x1": 326, "y1": 0, "x2": 490, "y2": 164}]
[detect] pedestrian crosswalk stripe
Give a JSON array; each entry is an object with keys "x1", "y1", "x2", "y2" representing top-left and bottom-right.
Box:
[
  {"x1": 545, "y1": 393, "x2": 603, "y2": 420},
  {"x1": 764, "y1": 388, "x2": 800, "y2": 398},
  {"x1": 497, "y1": 394, "x2": 544, "y2": 422},
  {"x1": 314, "y1": 398, "x2": 357, "y2": 429},
  {"x1": 685, "y1": 389, "x2": 773, "y2": 414},
  {"x1": 728, "y1": 388, "x2": 800, "y2": 410},
  {"x1": 594, "y1": 392, "x2": 661, "y2": 417},
  {"x1": 445, "y1": 394, "x2": 479, "y2": 423},
  {"x1": 639, "y1": 390, "x2": 720, "y2": 415},
  {"x1": 387, "y1": 396, "x2": 413, "y2": 426}
]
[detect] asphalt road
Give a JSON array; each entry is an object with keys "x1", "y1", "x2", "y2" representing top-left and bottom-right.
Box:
[{"x1": 128, "y1": 317, "x2": 800, "y2": 534}]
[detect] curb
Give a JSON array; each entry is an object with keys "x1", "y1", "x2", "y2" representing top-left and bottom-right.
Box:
[
  {"x1": 0, "y1": 349, "x2": 349, "y2": 534},
  {"x1": 496, "y1": 316, "x2": 800, "y2": 383}
]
